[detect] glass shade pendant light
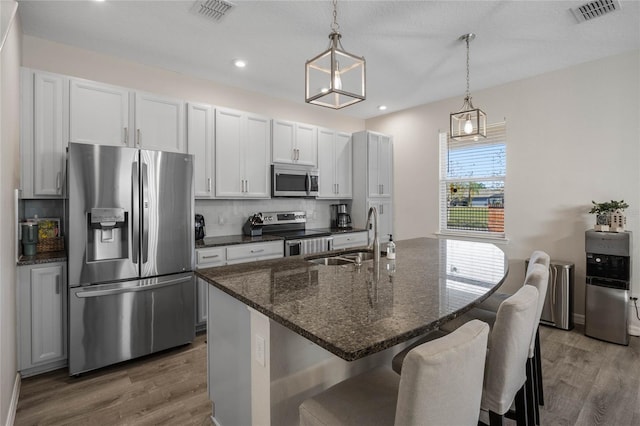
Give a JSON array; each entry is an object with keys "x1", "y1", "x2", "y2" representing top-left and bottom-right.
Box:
[
  {"x1": 305, "y1": 0, "x2": 366, "y2": 109},
  {"x1": 450, "y1": 33, "x2": 487, "y2": 140}
]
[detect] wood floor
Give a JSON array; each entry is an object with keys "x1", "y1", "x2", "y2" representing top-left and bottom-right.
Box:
[
  {"x1": 14, "y1": 326, "x2": 640, "y2": 425},
  {"x1": 15, "y1": 333, "x2": 213, "y2": 426}
]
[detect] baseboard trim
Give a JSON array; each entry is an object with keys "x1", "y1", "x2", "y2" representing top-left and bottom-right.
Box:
[
  {"x1": 629, "y1": 324, "x2": 640, "y2": 337},
  {"x1": 5, "y1": 373, "x2": 20, "y2": 426},
  {"x1": 574, "y1": 313, "x2": 585, "y2": 325}
]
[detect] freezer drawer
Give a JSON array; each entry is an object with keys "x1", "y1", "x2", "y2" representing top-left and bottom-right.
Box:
[{"x1": 69, "y1": 272, "x2": 195, "y2": 375}]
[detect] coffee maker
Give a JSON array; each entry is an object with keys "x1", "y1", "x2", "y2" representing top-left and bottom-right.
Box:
[{"x1": 330, "y1": 204, "x2": 352, "y2": 229}]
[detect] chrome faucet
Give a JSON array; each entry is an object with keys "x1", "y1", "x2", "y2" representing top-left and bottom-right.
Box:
[{"x1": 365, "y1": 206, "x2": 381, "y2": 268}]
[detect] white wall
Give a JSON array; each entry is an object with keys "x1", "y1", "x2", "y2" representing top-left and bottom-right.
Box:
[
  {"x1": 366, "y1": 50, "x2": 640, "y2": 318},
  {"x1": 21, "y1": 35, "x2": 364, "y2": 134},
  {"x1": 0, "y1": 2, "x2": 22, "y2": 424}
]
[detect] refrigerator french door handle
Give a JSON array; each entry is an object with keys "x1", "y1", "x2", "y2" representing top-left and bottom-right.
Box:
[
  {"x1": 141, "y1": 162, "x2": 149, "y2": 263},
  {"x1": 131, "y1": 161, "x2": 140, "y2": 265}
]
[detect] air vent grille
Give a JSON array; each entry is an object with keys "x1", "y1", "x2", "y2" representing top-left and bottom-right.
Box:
[
  {"x1": 191, "y1": 0, "x2": 235, "y2": 22},
  {"x1": 571, "y1": 0, "x2": 621, "y2": 23}
]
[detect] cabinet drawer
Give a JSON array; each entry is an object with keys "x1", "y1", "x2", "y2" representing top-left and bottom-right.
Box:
[
  {"x1": 226, "y1": 241, "x2": 283, "y2": 262},
  {"x1": 332, "y1": 232, "x2": 368, "y2": 250},
  {"x1": 196, "y1": 247, "x2": 226, "y2": 268}
]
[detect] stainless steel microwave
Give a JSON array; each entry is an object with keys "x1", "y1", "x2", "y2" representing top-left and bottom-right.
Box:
[{"x1": 271, "y1": 164, "x2": 319, "y2": 197}]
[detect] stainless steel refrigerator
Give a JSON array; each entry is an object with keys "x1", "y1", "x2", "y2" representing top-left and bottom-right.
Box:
[{"x1": 68, "y1": 142, "x2": 195, "y2": 375}]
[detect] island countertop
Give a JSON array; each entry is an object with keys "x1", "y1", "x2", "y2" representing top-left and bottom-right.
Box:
[{"x1": 196, "y1": 237, "x2": 508, "y2": 361}]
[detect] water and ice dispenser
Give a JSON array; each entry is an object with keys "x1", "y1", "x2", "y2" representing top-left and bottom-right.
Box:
[
  {"x1": 585, "y1": 230, "x2": 631, "y2": 345},
  {"x1": 87, "y1": 207, "x2": 128, "y2": 262}
]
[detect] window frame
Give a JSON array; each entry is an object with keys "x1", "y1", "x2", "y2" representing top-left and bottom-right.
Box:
[{"x1": 438, "y1": 122, "x2": 507, "y2": 240}]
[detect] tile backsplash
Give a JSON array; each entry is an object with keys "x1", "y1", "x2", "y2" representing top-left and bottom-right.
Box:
[{"x1": 195, "y1": 198, "x2": 351, "y2": 237}]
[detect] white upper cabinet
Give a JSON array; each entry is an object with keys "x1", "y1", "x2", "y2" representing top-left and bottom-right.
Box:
[
  {"x1": 69, "y1": 79, "x2": 130, "y2": 147},
  {"x1": 69, "y1": 78, "x2": 186, "y2": 152},
  {"x1": 366, "y1": 132, "x2": 393, "y2": 198},
  {"x1": 317, "y1": 128, "x2": 352, "y2": 199},
  {"x1": 187, "y1": 103, "x2": 214, "y2": 198},
  {"x1": 134, "y1": 92, "x2": 185, "y2": 153},
  {"x1": 272, "y1": 119, "x2": 318, "y2": 167},
  {"x1": 20, "y1": 69, "x2": 67, "y2": 198},
  {"x1": 215, "y1": 108, "x2": 270, "y2": 198}
]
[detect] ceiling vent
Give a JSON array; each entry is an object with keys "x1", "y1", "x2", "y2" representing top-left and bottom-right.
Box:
[
  {"x1": 571, "y1": 0, "x2": 621, "y2": 23},
  {"x1": 191, "y1": 0, "x2": 235, "y2": 22}
]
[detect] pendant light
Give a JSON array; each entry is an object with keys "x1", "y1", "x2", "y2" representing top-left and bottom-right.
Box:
[
  {"x1": 305, "y1": 0, "x2": 366, "y2": 109},
  {"x1": 450, "y1": 33, "x2": 486, "y2": 140}
]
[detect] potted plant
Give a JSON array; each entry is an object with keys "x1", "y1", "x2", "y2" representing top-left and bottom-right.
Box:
[{"x1": 589, "y1": 200, "x2": 629, "y2": 232}]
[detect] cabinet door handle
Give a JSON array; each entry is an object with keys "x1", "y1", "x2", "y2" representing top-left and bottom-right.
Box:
[
  {"x1": 245, "y1": 180, "x2": 249, "y2": 193},
  {"x1": 202, "y1": 254, "x2": 219, "y2": 259},
  {"x1": 337, "y1": 183, "x2": 339, "y2": 194},
  {"x1": 124, "y1": 127, "x2": 129, "y2": 145},
  {"x1": 55, "y1": 276, "x2": 60, "y2": 295},
  {"x1": 380, "y1": 204, "x2": 384, "y2": 215},
  {"x1": 56, "y1": 172, "x2": 61, "y2": 191},
  {"x1": 207, "y1": 178, "x2": 212, "y2": 192},
  {"x1": 137, "y1": 129, "x2": 141, "y2": 146}
]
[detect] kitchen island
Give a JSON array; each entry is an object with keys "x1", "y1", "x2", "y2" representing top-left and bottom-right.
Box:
[{"x1": 196, "y1": 237, "x2": 508, "y2": 426}]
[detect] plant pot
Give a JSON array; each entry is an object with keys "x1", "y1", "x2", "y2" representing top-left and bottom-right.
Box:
[{"x1": 594, "y1": 214, "x2": 610, "y2": 232}]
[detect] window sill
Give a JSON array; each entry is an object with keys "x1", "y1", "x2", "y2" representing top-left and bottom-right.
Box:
[{"x1": 434, "y1": 231, "x2": 509, "y2": 245}]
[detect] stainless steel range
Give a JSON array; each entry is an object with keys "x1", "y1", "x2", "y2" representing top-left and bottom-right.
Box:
[{"x1": 260, "y1": 211, "x2": 333, "y2": 256}]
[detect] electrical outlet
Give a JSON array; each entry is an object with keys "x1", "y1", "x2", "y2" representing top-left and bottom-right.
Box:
[{"x1": 255, "y1": 335, "x2": 265, "y2": 367}]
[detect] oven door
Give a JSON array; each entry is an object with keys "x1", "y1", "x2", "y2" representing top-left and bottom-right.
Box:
[{"x1": 272, "y1": 165, "x2": 318, "y2": 197}]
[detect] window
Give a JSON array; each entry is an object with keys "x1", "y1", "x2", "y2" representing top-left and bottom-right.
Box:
[{"x1": 439, "y1": 122, "x2": 506, "y2": 238}]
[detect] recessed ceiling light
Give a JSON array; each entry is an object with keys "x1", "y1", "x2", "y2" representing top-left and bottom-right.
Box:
[
  {"x1": 233, "y1": 59, "x2": 247, "y2": 68},
  {"x1": 378, "y1": 105, "x2": 387, "y2": 111}
]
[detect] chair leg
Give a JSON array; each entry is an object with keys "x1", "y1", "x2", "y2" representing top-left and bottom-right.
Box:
[
  {"x1": 526, "y1": 358, "x2": 539, "y2": 425},
  {"x1": 489, "y1": 411, "x2": 504, "y2": 426},
  {"x1": 535, "y1": 329, "x2": 545, "y2": 406},
  {"x1": 515, "y1": 385, "x2": 528, "y2": 426}
]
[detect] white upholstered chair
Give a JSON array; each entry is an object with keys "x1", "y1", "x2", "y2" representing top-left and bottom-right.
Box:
[
  {"x1": 481, "y1": 285, "x2": 539, "y2": 426},
  {"x1": 299, "y1": 320, "x2": 490, "y2": 426},
  {"x1": 438, "y1": 261, "x2": 549, "y2": 425}
]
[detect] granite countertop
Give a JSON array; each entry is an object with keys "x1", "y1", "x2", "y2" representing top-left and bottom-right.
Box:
[
  {"x1": 18, "y1": 250, "x2": 67, "y2": 266},
  {"x1": 196, "y1": 237, "x2": 508, "y2": 361},
  {"x1": 195, "y1": 228, "x2": 367, "y2": 249},
  {"x1": 314, "y1": 227, "x2": 367, "y2": 234}
]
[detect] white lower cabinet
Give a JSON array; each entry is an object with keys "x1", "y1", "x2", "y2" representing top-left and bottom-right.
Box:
[
  {"x1": 17, "y1": 262, "x2": 67, "y2": 377},
  {"x1": 225, "y1": 241, "x2": 284, "y2": 265},
  {"x1": 332, "y1": 231, "x2": 368, "y2": 250},
  {"x1": 195, "y1": 241, "x2": 284, "y2": 329}
]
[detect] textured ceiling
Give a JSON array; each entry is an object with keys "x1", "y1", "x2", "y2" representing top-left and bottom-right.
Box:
[{"x1": 16, "y1": 0, "x2": 640, "y2": 119}]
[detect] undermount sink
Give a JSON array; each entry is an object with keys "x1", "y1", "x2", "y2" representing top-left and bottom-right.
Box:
[
  {"x1": 308, "y1": 257, "x2": 353, "y2": 266},
  {"x1": 306, "y1": 250, "x2": 377, "y2": 266}
]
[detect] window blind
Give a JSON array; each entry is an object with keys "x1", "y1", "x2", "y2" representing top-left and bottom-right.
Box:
[{"x1": 439, "y1": 122, "x2": 506, "y2": 237}]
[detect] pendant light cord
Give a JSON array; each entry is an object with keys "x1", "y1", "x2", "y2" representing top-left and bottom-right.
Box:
[
  {"x1": 331, "y1": 0, "x2": 340, "y2": 33},
  {"x1": 465, "y1": 36, "x2": 470, "y2": 99}
]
